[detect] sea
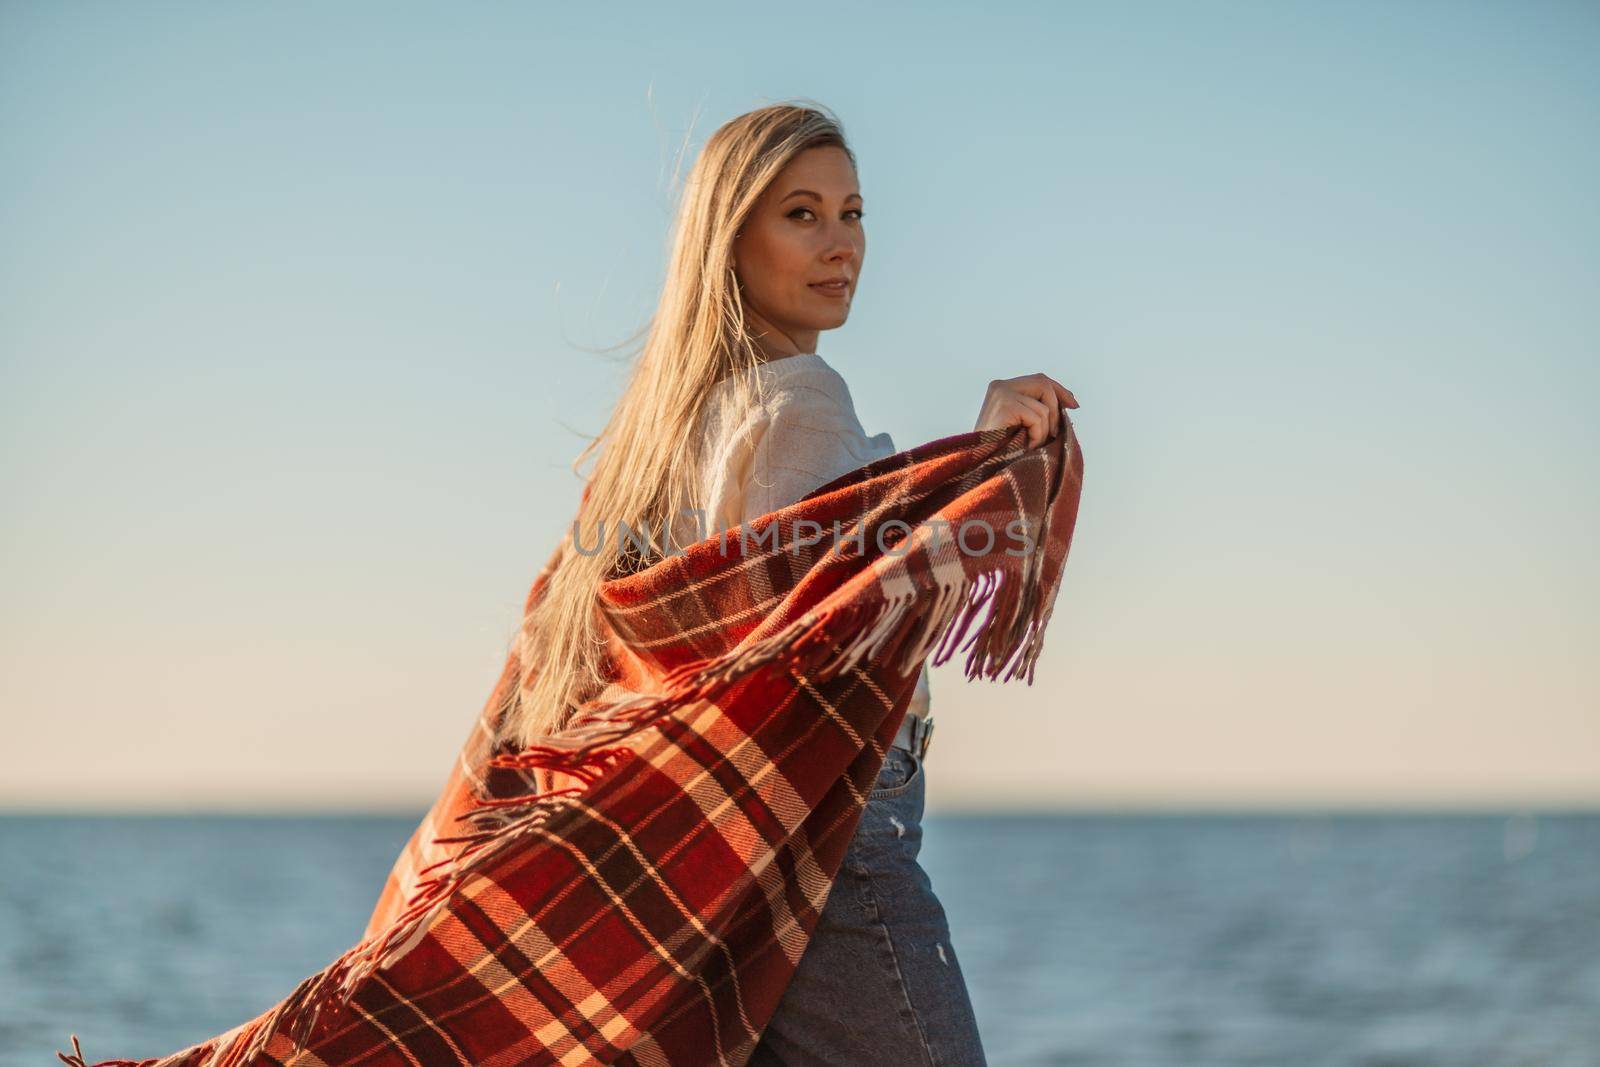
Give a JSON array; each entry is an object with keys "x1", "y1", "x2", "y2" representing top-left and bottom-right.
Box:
[{"x1": 3, "y1": 812, "x2": 1597, "y2": 1067}]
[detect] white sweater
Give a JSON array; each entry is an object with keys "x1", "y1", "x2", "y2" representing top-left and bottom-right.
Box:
[{"x1": 683, "y1": 352, "x2": 932, "y2": 720}]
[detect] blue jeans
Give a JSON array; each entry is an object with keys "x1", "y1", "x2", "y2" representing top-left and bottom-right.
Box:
[{"x1": 747, "y1": 744, "x2": 989, "y2": 1066}]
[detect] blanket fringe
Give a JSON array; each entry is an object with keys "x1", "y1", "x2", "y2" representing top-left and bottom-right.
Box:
[{"x1": 97, "y1": 505, "x2": 1062, "y2": 1067}]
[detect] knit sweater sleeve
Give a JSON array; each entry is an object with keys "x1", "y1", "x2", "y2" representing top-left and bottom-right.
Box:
[
  {"x1": 737, "y1": 386, "x2": 865, "y2": 526},
  {"x1": 718, "y1": 369, "x2": 934, "y2": 720}
]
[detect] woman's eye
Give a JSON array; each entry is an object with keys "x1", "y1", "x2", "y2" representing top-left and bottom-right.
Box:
[{"x1": 787, "y1": 208, "x2": 865, "y2": 221}]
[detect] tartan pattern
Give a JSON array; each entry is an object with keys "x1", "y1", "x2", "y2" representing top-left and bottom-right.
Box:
[{"x1": 59, "y1": 420, "x2": 1083, "y2": 1067}]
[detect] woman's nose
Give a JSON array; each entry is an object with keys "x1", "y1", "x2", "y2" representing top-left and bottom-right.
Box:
[{"x1": 823, "y1": 229, "x2": 859, "y2": 262}]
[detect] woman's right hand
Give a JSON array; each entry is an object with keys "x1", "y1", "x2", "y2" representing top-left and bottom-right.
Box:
[{"x1": 974, "y1": 373, "x2": 1079, "y2": 449}]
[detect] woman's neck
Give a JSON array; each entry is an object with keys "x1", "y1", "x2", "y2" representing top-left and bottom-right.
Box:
[{"x1": 744, "y1": 312, "x2": 818, "y2": 362}]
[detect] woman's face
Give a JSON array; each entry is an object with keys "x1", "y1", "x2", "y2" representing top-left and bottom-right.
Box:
[{"x1": 731, "y1": 145, "x2": 865, "y2": 358}]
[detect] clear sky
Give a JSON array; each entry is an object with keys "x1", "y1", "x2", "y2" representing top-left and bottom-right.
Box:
[{"x1": 3, "y1": 1, "x2": 1595, "y2": 813}]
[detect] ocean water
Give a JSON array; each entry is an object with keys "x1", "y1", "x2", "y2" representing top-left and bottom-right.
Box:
[{"x1": 2, "y1": 812, "x2": 1597, "y2": 1067}]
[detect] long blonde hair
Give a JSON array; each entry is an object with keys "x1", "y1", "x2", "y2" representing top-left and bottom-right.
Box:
[{"x1": 491, "y1": 100, "x2": 858, "y2": 752}]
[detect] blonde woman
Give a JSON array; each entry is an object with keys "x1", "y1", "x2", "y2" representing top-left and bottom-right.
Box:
[{"x1": 499, "y1": 101, "x2": 1076, "y2": 1066}]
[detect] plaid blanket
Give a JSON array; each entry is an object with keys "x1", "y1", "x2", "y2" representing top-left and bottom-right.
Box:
[{"x1": 59, "y1": 419, "x2": 1083, "y2": 1067}]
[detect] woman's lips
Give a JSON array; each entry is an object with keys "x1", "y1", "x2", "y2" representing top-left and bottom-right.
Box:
[{"x1": 808, "y1": 281, "x2": 849, "y2": 299}]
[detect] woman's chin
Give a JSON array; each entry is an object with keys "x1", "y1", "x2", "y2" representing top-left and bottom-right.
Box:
[{"x1": 797, "y1": 307, "x2": 850, "y2": 330}]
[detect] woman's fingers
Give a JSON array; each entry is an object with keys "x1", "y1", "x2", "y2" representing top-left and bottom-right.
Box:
[
  {"x1": 973, "y1": 372, "x2": 1081, "y2": 448},
  {"x1": 1011, "y1": 393, "x2": 1051, "y2": 448},
  {"x1": 1025, "y1": 372, "x2": 1078, "y2": 418},
  {"x1": 1016, "y1": 376, "x2": 1064, "y2": 442},
  {"x1": 1046, "y1": 375, "x2": 1078, "y2": 410}
]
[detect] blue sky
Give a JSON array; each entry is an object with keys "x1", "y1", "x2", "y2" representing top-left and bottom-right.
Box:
[{"x1": 2, "y1": 1, "x2": 1595, "y2": 811}]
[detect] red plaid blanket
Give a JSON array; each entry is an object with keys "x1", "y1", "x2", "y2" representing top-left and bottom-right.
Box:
[{"x1": 60, "y1": 420, "x2": 1083, "y2": 1067}]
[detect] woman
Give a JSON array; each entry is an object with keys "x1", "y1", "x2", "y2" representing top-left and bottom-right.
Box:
[{"x1": 497, "y1": 101, "x2": 1076, "y2": 1066}]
